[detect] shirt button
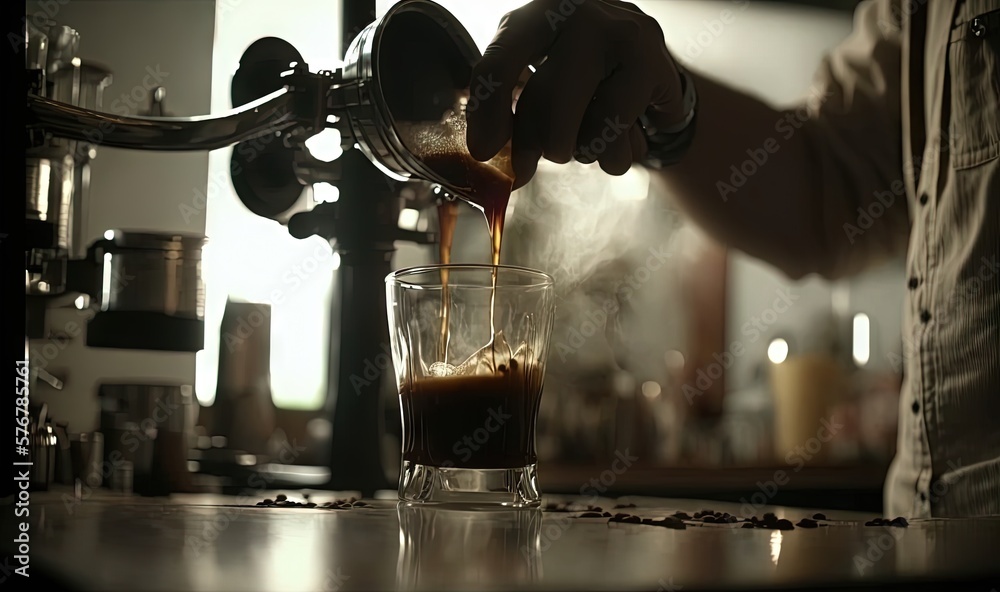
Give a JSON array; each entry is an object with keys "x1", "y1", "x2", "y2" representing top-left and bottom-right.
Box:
[
  {"x1": 920, "y1": 310, "x2": 932, "y2": 323},
  {"x1": 919, "y1": 193, "x2": 929, "y2": 206},
  {"x1": 908, "y1": 277, "x2": 920, "y2": 290},
  {"x1": 912, "y1": 400, "x2": 920, "y2": 414}
]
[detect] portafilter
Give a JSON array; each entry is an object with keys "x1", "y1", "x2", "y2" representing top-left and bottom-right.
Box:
[{"x1": 26, "y1": 0, "x2": 486, "y2": 203}]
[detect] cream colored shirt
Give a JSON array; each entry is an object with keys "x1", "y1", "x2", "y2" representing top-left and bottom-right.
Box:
[{"x1": 803, "y1": 0, "x2": 999, "y2": 516}]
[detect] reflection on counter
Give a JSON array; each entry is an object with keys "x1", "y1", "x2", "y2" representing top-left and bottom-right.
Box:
[{"x1": 396, "y1": 506, "x2": 541, "y2": 590}]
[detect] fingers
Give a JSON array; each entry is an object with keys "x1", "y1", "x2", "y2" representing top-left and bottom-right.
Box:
[
  {"x1": 514, "y1": 32, "x2": 607, "y2": 166},
  {"x1": 575, "y1": 65, "x2": 653, "y2": 175},
  {"x1": 601, "y1": 1, "x2": 644, "y2": 15},
  {"x1": 467, "y1": 5, "x2": 560, "y2": 162},
  {"x1": 511, "y1": 120, "x2": 542, "y2": 191}
]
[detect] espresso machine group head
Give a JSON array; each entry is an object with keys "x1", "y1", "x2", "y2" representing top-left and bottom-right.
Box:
[{"x1": 25, "y1": 0, "x2": 486, "y2": 494}]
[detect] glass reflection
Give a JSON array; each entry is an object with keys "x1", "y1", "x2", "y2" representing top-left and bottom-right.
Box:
[
  {"x1": 396, "y1": 504, "x2": 542, "y2": 590},
  {"x1": 769, "y1": 530, "x2": 783, "y2": 566}
]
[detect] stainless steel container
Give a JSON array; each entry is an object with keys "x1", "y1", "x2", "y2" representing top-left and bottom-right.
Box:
[
  {"x1": 339, "y1": 0, "x2": 481, "y2": 197},
  {"x1": 97, "y1": 231, "x2": 207, "y2": 319},
  {"x1": 99, "y1": 383, "x2": 196, "y2": 495},
  {"x1": 70, "y1": 432, "x2": 105, "y2": 488},
  {"x1": 25, "y1": 18, "x2": 112, "y2": 295}
]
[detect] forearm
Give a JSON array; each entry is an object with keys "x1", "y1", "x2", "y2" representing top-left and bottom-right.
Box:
[{"x1": 653, "y1": 72, "x2": 831, "y2": 279}]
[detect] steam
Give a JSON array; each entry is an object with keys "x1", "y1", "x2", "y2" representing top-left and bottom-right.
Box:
[
  {"x1": 504, "y1": 164, "x2": 688, "y2": 381},
  {"x1": 508, "y1": 162, "x2": 680, "y2": 297}
]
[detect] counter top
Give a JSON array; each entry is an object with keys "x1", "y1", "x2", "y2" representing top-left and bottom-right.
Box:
[{"x1": 6, "y1": 490, "x2": 1000, "y2": 591}]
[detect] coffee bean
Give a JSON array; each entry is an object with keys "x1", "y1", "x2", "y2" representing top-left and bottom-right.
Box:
[
  {"x1": 614, "y1": 503, "x2": 637, "y2": 509},
  {"x1": 623, "y1": 516, "x2": 642, "y2": 524},
  {"x1": 641, "y1": 518, "x2": 655, "y2": 525},
  {"x1": 509, "y1": 359, "x2": 518, "y2": 370},
  {"x1": 613, "y1": 513, "x2": 631, "y2": 520},
  {"x1": 702, "y1": 516, "x2": 717, "y2": 523},
  {"x1": 263, "y1": 499, "x2": 274, "y2": 505},
  {"x1": 255, "y1": 501, "x2": 265, "y2": 506},
  {"x1": 796, "y1": 519, "x2": 818, "y2": 528},
  {"x1": 741, "y1": 522, "x2": 755, "y2": 529},
  {"x1": 890, "y1": 517, "x2": 909, "y2": 527},
  {"x1": 864, "y1": 520, "x2": 881, "y2": 526},
  {"x1": 775, "y1": 519, "x2": 795, "y2": 530},
  {"x1": 673, "y1": 512, "x2": 691, "y2": 520},
  {"x1": 353, "y1": 501, "x2": 370, "y2": 508},
  {"x1": 602, "y1": 512, "x2": 612, "y2": 517},
  {"x1": 305, "y1": 502, "x2": 317, "y2": 508},
  {"x1": 579, "y1": 512, "x2": 604, "y2": 518},
  {"x1": 762, "y1": 512, "x2": 777, "y2": 522},
  {"x1": 276, "y1": 494, "x2": 287, "y2": 502},
  {"x1": 812, "y1": 513, "x2": 827, "y2": 520}
]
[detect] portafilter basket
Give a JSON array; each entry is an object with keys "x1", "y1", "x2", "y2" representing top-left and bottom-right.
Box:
[{"x1": 337, "y1": 0, "x2": 483, "y2": 198}]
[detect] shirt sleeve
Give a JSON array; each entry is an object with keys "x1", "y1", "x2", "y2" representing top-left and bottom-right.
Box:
[{"x1": 800, "y1": 0, "x2": 912, "y2": 279}]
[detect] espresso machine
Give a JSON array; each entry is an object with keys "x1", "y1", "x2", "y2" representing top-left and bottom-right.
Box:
[{"x1": 26, "y1": 0, "x2": 488, "y2": 495}]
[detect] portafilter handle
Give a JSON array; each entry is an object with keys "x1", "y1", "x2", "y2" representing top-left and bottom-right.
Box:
[{"x1": 26, "y1": 67, "x2": 330, "y2": 152}]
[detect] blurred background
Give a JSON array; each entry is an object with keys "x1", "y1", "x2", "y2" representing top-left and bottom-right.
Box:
[{"x1": 26, "y1": 0, "x2": 905, "y2": 511}]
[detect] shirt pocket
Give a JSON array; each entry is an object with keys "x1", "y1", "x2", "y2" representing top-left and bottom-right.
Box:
[{"x1": 948, "y1": 7, "x2": 1000, "y2": 170}]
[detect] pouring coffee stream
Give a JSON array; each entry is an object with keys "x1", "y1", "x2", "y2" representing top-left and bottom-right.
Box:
[{"x1": 398, "y1": 107, "x2": 516, "y2": 368}]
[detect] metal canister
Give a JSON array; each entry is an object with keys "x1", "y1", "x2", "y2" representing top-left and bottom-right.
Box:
[{"x1": 86, "y1": 231, "x2": 207, "y2": 351}]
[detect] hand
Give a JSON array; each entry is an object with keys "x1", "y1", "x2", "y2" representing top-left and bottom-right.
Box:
[{"x1": 466, "y1": 0, "x2": 684, "y2": 189}]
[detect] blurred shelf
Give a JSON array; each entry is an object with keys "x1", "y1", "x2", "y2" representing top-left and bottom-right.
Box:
[
  {"x1": 538, "y1": 463, "x2": 890, "y2": 512},
  {"x1": 539, "y1": 463, "x2": 888, "y2": 492}
]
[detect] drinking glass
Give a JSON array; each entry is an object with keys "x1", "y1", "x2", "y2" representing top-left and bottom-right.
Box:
[{"x1": 386, "y1": 265, "x2": 555, "y2": 507}]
